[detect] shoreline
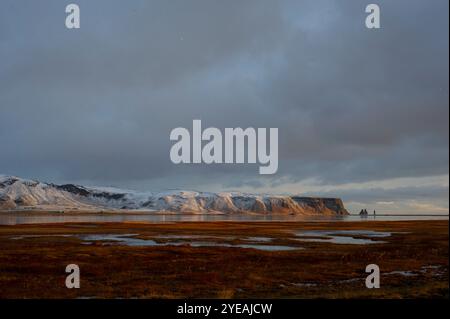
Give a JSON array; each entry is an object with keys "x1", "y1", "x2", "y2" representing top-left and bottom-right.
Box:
[
  {"x1": 0, "y1": 210, "x2": 447, "y2": 217},
  {"x1": 0, "y1": 210, "x2": 448, "y2": 226}
]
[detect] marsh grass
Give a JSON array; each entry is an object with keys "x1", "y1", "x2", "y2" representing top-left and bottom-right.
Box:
[{"x1": 0, "y1": 220, "x2": 447, "y2": 298}]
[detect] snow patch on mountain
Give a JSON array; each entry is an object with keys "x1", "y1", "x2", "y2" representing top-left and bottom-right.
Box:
[{"x1": 0, "y1": 175, "x2": 349, "y2": 215}]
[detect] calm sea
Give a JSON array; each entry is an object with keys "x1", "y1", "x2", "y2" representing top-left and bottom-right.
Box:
[{"x1": 0, "y1": 212, "x2": 447, "y2": 225}]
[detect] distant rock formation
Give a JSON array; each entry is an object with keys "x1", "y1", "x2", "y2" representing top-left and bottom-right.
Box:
[
  {"x1": 359, "y1": 209, "x2": 369, "y2": 216},
  {"x1": 0, "y1": 175, "x2": 349, "y2": 215}
]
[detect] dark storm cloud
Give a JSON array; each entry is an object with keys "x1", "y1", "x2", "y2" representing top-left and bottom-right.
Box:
[
  {"x1": 304, "y1": 184, "x2": 449, "y2": 204},
  {"x1": 0, "y1": 0, "x2": 289, "y2": 183},
  {"x1": 0, "y1": 0, "x2": 448, "y2": 212}
]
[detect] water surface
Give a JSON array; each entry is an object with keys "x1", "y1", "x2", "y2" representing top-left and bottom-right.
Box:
[
  {"x1": 294, "y1": 230, "x2": 393, "y2": 244},
  {"x1": 10, "y1": 233, "x2": 300, "y2": 251},
  {"x1": 0, "y1": 212, "x2": 447, "y2": 225}
]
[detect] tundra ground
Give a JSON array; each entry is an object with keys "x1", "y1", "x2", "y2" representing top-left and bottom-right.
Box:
[{"x1": 0, "y1": 220, "x2": 447, "y2": 298}]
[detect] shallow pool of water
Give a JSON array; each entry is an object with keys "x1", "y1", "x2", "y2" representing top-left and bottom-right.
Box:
[
  {"x1": 0, "y1": 212, "x2": 447, "y2": 225},
  {"x1": 83, "y1": 234, "x2": 301, "y2": 251},
  {"x1": 10, "y1": 233, "x2": 301, "y2": 251},
  {"x1": 294, "y1": 230, "x2": 393, "y2": 244}
]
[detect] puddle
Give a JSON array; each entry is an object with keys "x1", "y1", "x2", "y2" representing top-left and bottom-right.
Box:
[
  {"x1": 420, "y1": 265, "x2": 447, "y2": 277},
  {"x1": 81, "y1": 234, "x2": 158, "y2": 247},
  {"x1": 154, "y1": 234, "x2": 236, "y2": 241},
  {"x1": 338, "y1": 278, "x2": 362, "y2": 284},
  {"x1": 10, "y1": 230, "x2": 393, "y2": 248},
  {"x1": 10, "y1": 234, "x2": 73, "y2": 240},
  {"x1": 9, "y1": 232, "x2": 301, "y2": 251},
  {"x1": 154, "y1": 234, "x2": 273, "y2": 243},
  {"x1": 229, "y1": 244, "x2": 299, "y2": 251},
  {"x1": 296, "y1": 236, "x2": 379, "y2": 245},
  {"x1": 78, "y1": 233, "x2": 299, "y2": 251},
  {"x1": 326, "y1": 230, "x2": 392, "y2": 238},
  {"x1": 294, "y1": 230, "x2": 392, "y2": 245},
  {"x1": 175, "y1": 241, "x2": 299, "y2": 251},
  {"x1": 385, "y1": 270, "x2": 418, "y2": 277},
  {"x1": 245, "y1": 236, "x2": 273, "y2": 242}
]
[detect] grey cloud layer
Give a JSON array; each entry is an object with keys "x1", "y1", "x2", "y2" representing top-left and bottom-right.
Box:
[{"x1": 0, "y1": 1, "x2": 448, "y2": 212}]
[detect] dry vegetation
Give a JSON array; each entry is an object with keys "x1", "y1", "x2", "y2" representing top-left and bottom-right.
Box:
[{"x1": 0, "y1": 220, "x2": 447, "y2": 298}]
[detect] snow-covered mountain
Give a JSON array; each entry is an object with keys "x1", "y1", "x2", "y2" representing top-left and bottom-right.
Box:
[{"x1": 0, "y1": 175, "x2": 348, "y2": 215}]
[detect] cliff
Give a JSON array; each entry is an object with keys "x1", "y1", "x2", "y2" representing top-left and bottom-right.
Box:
[{"x1": 0, "y1": 175, "x2": 348, "y2": 215}]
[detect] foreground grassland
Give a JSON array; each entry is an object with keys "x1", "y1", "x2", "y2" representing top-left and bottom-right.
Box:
[{"x1": 0, "y1": 220, "x2": 448, "y2": 298}]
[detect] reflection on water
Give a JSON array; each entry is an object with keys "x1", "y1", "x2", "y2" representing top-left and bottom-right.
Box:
[
  {"x1": 11, "y1": 233, "x2": 300, "y2": 251},
  {"x1": 82, "y1": 233, "x2": 302, "y2": 251},
  {"x1": 0, "y1": 212, "x2": 448, "y2": 225},
  {"x1": 385, "y1": 270, "x2": 417, "y2": 277},
  {"x1": 294, "y1": 230, "x2": 392, "y2": 245}
]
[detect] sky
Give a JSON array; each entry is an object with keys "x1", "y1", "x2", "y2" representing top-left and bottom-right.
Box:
[{"x1": 0, "y1": 0, "x2": 448, "y2": 214}]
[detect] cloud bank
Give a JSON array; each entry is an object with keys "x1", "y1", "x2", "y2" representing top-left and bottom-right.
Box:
[{"x1": 0, "y1": 0, "x2": 448, "y2": 214}]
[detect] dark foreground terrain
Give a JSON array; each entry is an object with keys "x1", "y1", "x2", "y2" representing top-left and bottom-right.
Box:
[{"x1": 0, "y1": 220, "x2": 448, "y2": 298}]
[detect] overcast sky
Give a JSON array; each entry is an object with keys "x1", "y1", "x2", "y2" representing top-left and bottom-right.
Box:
[{"x1": 0, "y1": 0, "x2": 448, "y2": 214}]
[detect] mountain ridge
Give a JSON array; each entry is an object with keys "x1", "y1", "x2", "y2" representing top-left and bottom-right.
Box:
[{"x1": 0, "y1": 175, "x2": 349, "y2": 215}]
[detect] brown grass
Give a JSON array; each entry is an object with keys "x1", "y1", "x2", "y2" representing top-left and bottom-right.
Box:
[{"x1": 0, "y1": 220, "x2": 447, "y2": 299}]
